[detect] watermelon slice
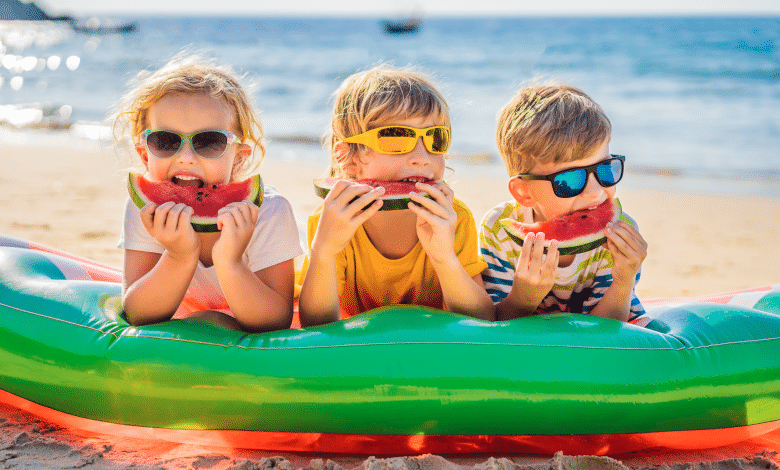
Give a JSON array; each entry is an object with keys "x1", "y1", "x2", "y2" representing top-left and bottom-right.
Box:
[
  {"x1": 128, "y1": 173, "x2": 264, "y2": 232},
  {"x1": 313, "y1": 177, "x2": 438, "y2": 211},
  {"x1": 499, "y1": 198, "x2": 623, "y2": 255}
]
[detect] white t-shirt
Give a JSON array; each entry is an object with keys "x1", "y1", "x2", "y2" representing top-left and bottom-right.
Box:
[{"x1": 118, "y1": 184, "x2": 303, "y2": 318}]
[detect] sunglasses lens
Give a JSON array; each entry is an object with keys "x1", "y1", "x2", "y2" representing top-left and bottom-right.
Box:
[
  {"x1": 426, "y1": 127, "x2": 450, "y2": 153},
  {"x1": 146, "y1": 131, "x2": 182, "y2": 158},
  {"x1": 376, "y1": 127, "x2": 417, "y2": 153},
  {"x1": 553, "y1": 169, "x2": 587, "y2": 198},
  {"x1": 191, "y1": 131, "x2": 229, "y2": 158},
  {"x1": 596, "y1": 158, "x2": 624, "y2": 187}
]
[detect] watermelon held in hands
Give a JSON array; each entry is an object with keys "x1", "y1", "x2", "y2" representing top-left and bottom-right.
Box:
[
  {"x1": 313, "y1": 177, "x2": 439, "y2": 211},
  {"x1": 127, "y1": 173, "x2": 264, "y2": 233},
  {"x1": 499, "y1": 198, "x2": 624, "y2": 255}
]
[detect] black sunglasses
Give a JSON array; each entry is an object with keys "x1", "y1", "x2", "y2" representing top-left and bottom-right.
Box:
[{"x1": 512, "y1": 155, "x2": 625, "y2": 198}]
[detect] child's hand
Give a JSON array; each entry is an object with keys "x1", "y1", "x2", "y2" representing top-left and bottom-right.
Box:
[
  {"x1": 509, "y1": 233, "x2": 559, "y2": 312},
  {"x1": 310, "y1": 180, "x2": 385, "y2": 258},
  {"x1": 408, "y1": 182, "x2": 457, "y2": 265},
  {"x1": 140, "y1": 202, "x2": 199, "y2": 261},
  {"x1": 212, "y1": 201, "x2": 260, "y2": 265},
  {"x1": 605, "y1": 220, "x2": 647, "y2": 286}
]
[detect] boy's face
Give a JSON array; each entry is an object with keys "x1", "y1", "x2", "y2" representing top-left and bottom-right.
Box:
[
  {"x1": 348, "y1": 115, "x2": 447, "y2": 183},
  {"x1": 509, "y1": 140, "x2": 616, "y2": 222}
]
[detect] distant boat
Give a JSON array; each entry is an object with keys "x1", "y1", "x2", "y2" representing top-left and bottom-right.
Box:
[
  {"x1": 380, "y1": 17, "x2": 422, "y2": 35},
  {"x1": 0, "y1": 0, "x2": 137, "y2": 34}
]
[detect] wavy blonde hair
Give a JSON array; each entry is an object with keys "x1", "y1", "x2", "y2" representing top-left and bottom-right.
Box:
[
  {"x1": 496, "y1": 83, "x2": 611, "y2": 176},
  {"x1": 325, "y1": 65, "x2": 450, "y2": 178},
  {"x1": 112, "y1": 52, "x2": 264, "y2": 180}
]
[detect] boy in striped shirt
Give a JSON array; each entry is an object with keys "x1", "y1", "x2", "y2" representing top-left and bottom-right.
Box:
[{"x1": 480, "y1": 84, "x2": 647, "y2": 322}]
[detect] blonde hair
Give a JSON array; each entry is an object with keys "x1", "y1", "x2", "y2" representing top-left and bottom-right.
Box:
[
  {"x1": 326, "y1": 65, "x2": 450, "y2": 178},
  {"x1": 112, "y1": 52, "x2": 264, "y2": 180},
  {"x1": 496, "y1": 83, "x2": 611, "y2": 176}
]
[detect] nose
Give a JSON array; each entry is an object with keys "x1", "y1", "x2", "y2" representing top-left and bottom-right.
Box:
[
  {"x1": 580, "y1": 172, "x2": 604, "y2": 199},
  {"x1": 175, "y1": 138, "x2": 198, "y2": 162},
  {"x1": 406, "y1": 138, "x2": 431, "y2": 165}
]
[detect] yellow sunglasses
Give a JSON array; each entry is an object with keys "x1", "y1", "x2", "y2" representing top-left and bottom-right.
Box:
[{"x1": 343, "y1": 125, "x2": 451, "y2": 155}]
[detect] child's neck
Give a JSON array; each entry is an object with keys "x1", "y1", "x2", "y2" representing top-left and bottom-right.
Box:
[
  {"x1": 197, "y1": 232, "x2": 221, "y2": 267},
  {"x1": 363, "y1": 210, "x2": 419, "y2": 260}
]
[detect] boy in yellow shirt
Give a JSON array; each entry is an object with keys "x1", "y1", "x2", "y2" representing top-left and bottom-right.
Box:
[{"x1": 298, "y1": 66, "x2": 493, "y2": 326}]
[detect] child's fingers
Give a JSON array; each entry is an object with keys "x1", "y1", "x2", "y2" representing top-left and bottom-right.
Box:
[
  {"x1": 139, "y1": 203, "x2": 158, "y2": 232},
  {"x1": 328, "y1": 181, "x2": 380, "y2": 205},
  {"x1": 606, "y1": 222, "x2": 647, "y2": 258},
  {"x1": 166, "y1": 203, "x2": 192, "y2": 233},
  {"x1": 517, "y1": 232, "x2": 537, "y2": 266},
  {"x1": 528, "y1": 232, "x2": 548, "y2": 267},
  {"x1": 351, "y1": 199, "x2": 384, "y2": 225},
  {"x1": 346, "y1": 187, "x2": 385, "y2": 214},
  {"x1": 324, "y1": 179, "x2": 356, "y2": 199},
  {"x1": 408, "y1": 192, "x2": 453, "y2": 220},
  {"x1": 219, "y1": 202, "x2": 254, "y2": 228},
  {"x1": 151, "y1": 202, "x2": 176, "y2": 232},
  {"x1": 415, "y1": 182, "x2": 453, "y2": 205},
  {"x1": 542, "y1": 239, "x2": 560, "y2": 276}
]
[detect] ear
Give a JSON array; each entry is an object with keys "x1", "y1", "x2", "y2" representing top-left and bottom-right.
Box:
[
  {"x1": 231, "y1": 143, "x2": 253, "y2": 174},
  {"x1": 508, "y1": 177, "x2": 535, "y2": 207},
  {"x1": 334, "y1": 141, "x2": 358, "y2": 175},
  {"x1": 135, "y1": 142, "x2": 149, "y2": 167}
]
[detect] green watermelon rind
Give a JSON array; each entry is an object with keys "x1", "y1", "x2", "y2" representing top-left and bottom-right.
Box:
[
  {"x1": 128, "y1": 173, "x2": 264, "y2": 233},
  {"x1": 500, "y1": 199, "x2": 623, "y2": 256},
  {"x1": 313, "y1": 178, "x2": 435, "y2": 211}
]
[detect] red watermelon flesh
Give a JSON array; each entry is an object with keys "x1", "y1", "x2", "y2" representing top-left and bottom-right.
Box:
[
  {"x1": 313, "y1": 177, "x2": 438, "y2": 211},
  {"x1": 128, "y1": 173, "x2": 264, "y2": 232},
  {"x1": 499, "y1": 198, "x2": 622, "y2": 255}
]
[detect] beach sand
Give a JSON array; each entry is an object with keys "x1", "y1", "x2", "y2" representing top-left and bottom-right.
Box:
[{"x1": 1, "y1": 134, "x2": 779, "y2": 469}]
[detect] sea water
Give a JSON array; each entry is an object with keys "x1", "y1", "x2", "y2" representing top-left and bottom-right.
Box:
[{"x1": 1, "y1": 16, "x2": 778, "y2": 196}]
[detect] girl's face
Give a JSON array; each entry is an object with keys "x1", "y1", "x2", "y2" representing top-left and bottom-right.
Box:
[
  {"x1": 136, "y1": 92, "x2": 250, "y2": 186},
  {"x1": 348, "y1": 115, "x2": 447, "y2": 183}
]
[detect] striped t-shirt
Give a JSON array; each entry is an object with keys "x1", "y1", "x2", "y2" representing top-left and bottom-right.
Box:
[{"x1": 479, "y1": 201, "x2": 645, "y2": 320}]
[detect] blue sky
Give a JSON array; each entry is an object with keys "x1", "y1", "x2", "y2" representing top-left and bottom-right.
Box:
[{"x1": 40, "y1": 0, "x2": 780, "y2": 17}]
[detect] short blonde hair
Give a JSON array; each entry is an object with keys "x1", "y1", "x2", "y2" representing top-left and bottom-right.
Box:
[
  {"x1": 326, "y1": 65, "x2": 450, "y2": 178},
  {"x1": 496, "y1": 83, "x2": 611, "y2": 176},
  {"x1": 112, "y1": 52, "x2": 264, "y2": 180}
]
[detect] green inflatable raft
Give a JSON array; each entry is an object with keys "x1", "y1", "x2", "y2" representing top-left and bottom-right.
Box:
[{"x1": 0, "y1": 234, "x2": 779, "y2": 456}]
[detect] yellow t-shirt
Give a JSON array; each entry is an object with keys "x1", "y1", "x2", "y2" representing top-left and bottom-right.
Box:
[{"x1": 300, "y1": 199, "x2": 488, "y2": 317}]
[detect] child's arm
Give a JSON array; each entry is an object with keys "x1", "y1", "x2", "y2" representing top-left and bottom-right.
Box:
[
  {"x1": 588, "y1": 220, "x2": 647, "y2": 321},
  {"x1": 122, "y1": 202, "x2": 200, "y2": 325},
  {"x1": 494, "y1": 233, "x2": 560, "y2": 321},
  {"x1": 299, "y1": 181, "x2": 385, "y2": 327},
  {"x1": 408, "y1": 183, "x2": 494, "y2": 321},
  {"x1": 212, "y1": 202, "x2": 295, "y2": 332}
]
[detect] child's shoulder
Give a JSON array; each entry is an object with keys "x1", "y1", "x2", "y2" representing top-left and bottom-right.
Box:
[
  {"x1": 257, "y1": 183, "x2": 297, "y2": 218},
  {"x1": 480, "y1": 200, "x2": 528, "y2": 231},
  {"x1": 452, "y1": 197, "x2": 477, "y2": 219}
]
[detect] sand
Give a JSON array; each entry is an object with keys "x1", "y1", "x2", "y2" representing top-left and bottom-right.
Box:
[{"x1": 1, "y1": 132, "x2": 779, "y2": 469}]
